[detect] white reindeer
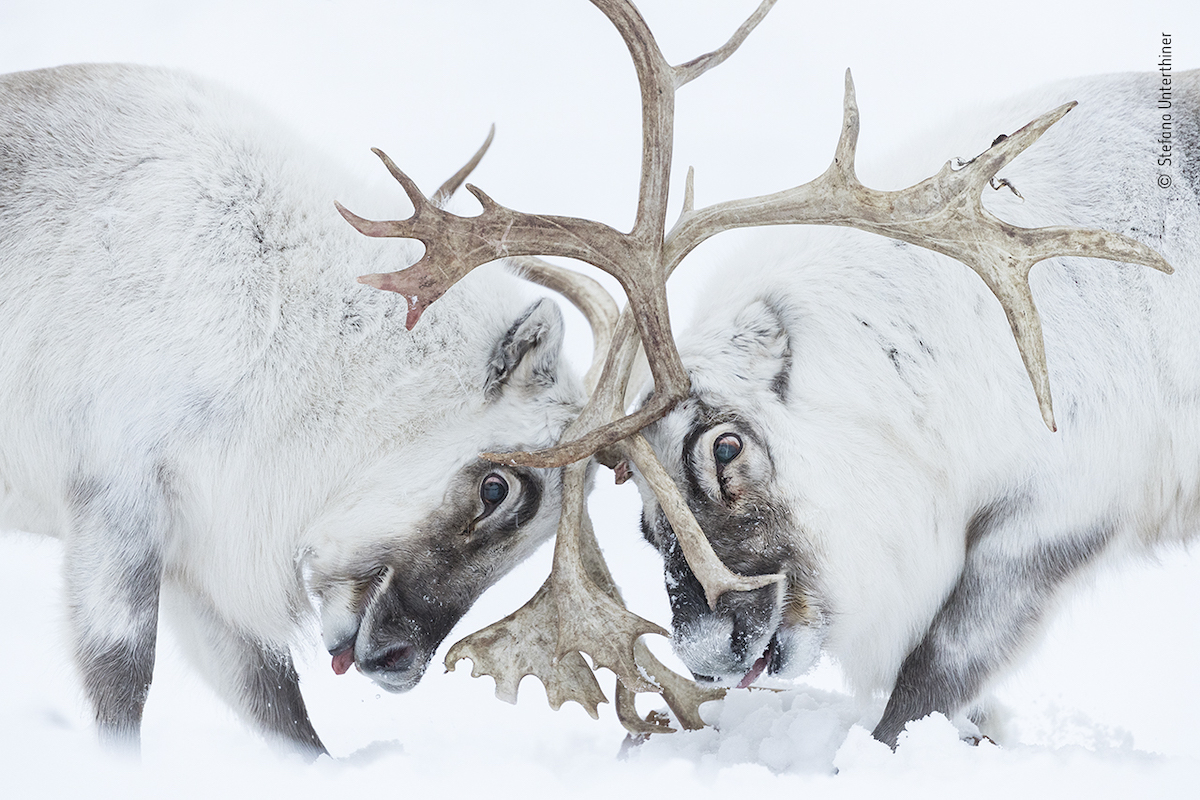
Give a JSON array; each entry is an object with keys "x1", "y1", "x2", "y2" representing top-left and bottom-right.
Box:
[
  {"x1": 633, "y1": 69, "x2": 1200, "y2": 745},
  {"x1": 0, "y1": 63, "x2": 583, "y2": 755}
]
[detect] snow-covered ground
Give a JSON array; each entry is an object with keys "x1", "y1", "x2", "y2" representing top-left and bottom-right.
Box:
[{"x1": 2, "y1": 1, "x2": 1199, "y2": 796}]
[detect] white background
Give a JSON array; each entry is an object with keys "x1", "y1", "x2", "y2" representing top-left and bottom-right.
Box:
[{"x1": 1, "y1": 1, "x2": 1199, "y2": 797}]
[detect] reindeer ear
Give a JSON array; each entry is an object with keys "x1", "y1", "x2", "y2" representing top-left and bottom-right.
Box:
[
  {"x1": 484, "y1": 298, "x2": 566, "y2": 397},
  {"x1": 727, "y1": 299, "x2": 792, "y2": 402}
]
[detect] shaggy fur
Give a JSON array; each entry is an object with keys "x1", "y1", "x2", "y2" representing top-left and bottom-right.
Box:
[
  {"x1": 635, "y1": 70, "x2": 1200, "y2": 746},
  {"x1": 0, "y1": 64, "x2": 582, "y2": 754}
]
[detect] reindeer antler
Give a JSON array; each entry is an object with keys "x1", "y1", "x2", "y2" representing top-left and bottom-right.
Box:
[
  {"x1": 343, "y1": 0, "x2": 1173, "y2": 736},
  {"x1": 662, "y1": 71, "x2": 1171, "y2": 431},
  {"x1": 340, "y1": 0, "x2": 1167, "y2": 447},
  {"x1": 339, "y1": 0, "x2": 786, "y2": 470}
]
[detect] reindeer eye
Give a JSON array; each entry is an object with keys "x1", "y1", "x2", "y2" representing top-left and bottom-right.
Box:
[
  {"x1": 713, "y1": 434, "x2": 742, "y2": 466},
  {"x1": 480, "y1": 474, "x2": 509, "y2": 507}
]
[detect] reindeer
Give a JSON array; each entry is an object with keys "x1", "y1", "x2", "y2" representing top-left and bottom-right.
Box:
[
  {"x1": 336, "y1": 0, "x2": 1187, "y2": 749},
  {"x1": 0, "y1": 62, "x2": 585, "y2": 755},
  {"x1": 634, "y1": 68, "x2": 1200, "y2": 745}
]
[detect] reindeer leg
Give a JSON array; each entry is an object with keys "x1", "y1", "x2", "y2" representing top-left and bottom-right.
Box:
[
  {"x1": 872, "y1": 499, "x2": 1114, "y2": 747},
  {"x1": 63, "y1": 478, "x2": 169, "y2": 754},
  {"x1": 163, "y1": 588, "x2": 326, "y2": 757}
]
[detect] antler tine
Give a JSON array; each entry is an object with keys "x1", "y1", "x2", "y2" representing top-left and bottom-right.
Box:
[
  {"x1": 431, "y1": 124, "x2": 496, "y2": 208},
  {"x1": 587, "y1": 0, "x2": 673, "y2": 245},
  {"x1": 337, "y1": 127, "x2": 496, "y2": 279},
  {"x1": 682, "y1": 166, "x2": 696, "y2": 215},
  {"x1": 673, "y1": 0, "x2": 777, "y2": 88},
  {"x1": 833, "y1": 68, "x2": 860, "y2": 178},
  {"x1": 628, "y1": 639, "x2": 726, "y2": 731}
]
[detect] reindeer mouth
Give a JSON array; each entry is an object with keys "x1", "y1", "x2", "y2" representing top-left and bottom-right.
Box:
[
  {"x1": 331, "y1": 641, "x2": 356, "y2": 675},
  {"x1": 736, "y1": 632, "x2": 781, "y2": 688},
  {"x1": 326, "y1": 566, "x2": 395, "y2": 676},
  {"x1": 330, "y1": 624, "x2": 429, "y2": 690},
  {"x1": 732, "y1": 583, "x2": 825, "y2": 686}
]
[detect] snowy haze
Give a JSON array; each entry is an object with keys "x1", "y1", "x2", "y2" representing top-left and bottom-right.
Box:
[{"x1": 2, "y1": 0, "x2": 1199, "y2": 797}]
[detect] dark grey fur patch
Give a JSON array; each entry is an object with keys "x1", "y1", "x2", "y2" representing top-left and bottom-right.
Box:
[
  {"x1": 359, "y1": 462, "x2": 547, "y2": 687},
  {"x1": 677, "y1": 400, "x2": 777, "y2": 513},
  {"x1": 1175, "y1": 85, "x2": 1200, "y2": 206},
  {"x1": 763, "y1": 298, "x2": 793, "y2": 403},
  {"x1": 679, "y1": 403, "x2": 726, "y2": 503},
  {"x1": 770, "y1": 354, "x2": 792, "y2": 403},
  {"x1": 642, "y1": 402, "x2": 813, "y2": 677},
  {"x1": 65, "y1": 475, "x2": 114, "y2": 510},
  {"x1": 240, "y1": 646, "x2": 325, "y2": 756},
  {"x1": 964, "y1": 493, "x2": 1030, "y2": 550},
  {"x1": 63, "y1": 468, "x2": 175, "y2": 750},
  {"x1": 484, "y1": 299, "x2": 561, "y2": 398},
  {"x1": 81, "y1": 639, "x2": 156, "y2": 750},
  {"x1": 486, "y1": 470, "x2": 543, "y2": 538},
  {"x1": 385, "y1": 471, "x2": 542, "y2": 643},
  {"x1": 872, "y1": 499, "x2": 1113, "y2": 747},
  {"x1": 74, "y1": 553, "x2": 163, "y2": 751}
]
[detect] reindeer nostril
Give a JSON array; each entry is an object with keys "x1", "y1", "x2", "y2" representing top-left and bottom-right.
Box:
[{"x1": 366, "y1": 643, "x2": 417, "y2": 674}]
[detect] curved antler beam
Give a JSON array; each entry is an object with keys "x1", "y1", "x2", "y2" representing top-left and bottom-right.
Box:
[{"x1": 665, "y1": 71, "x2": 1173, "y2": 430}]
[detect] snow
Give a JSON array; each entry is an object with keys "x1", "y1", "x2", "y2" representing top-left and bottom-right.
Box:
[{"x1": 2, "y1": 0, "x2": 1199, "y2": 797}]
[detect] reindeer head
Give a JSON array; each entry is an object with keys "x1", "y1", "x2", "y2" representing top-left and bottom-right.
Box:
[
  {"x1": 632, "y1": 298, "x2": 827, "y2": 687},
  {"x1": 303, "y1": 136, "x2": 585, "y2": 693}
]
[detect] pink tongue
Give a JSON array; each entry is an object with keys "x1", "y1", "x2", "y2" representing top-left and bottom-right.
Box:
[
  {"x1": 331, "y1": 648, "x2": 355, "y2": 676},
  {"x1": 736, "y1": 652, "x2": 770, "y2": 689}
]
